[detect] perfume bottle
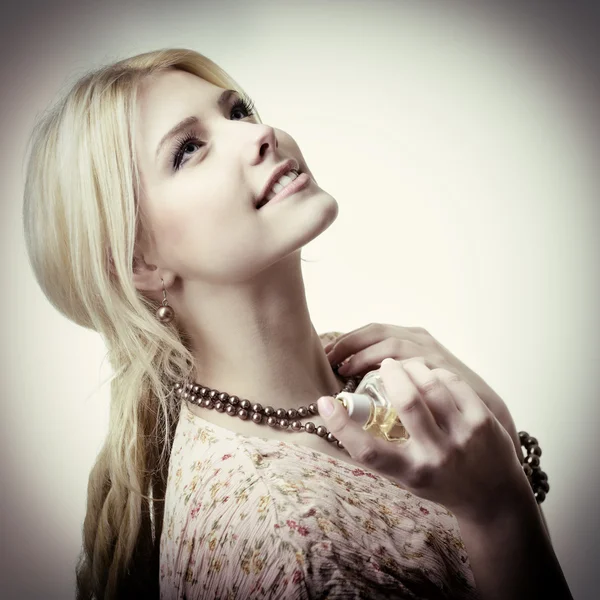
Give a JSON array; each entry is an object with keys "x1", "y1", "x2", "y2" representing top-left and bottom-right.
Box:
[{"x1": 334, "y1": 368, "x2": 410, "y2": 443}]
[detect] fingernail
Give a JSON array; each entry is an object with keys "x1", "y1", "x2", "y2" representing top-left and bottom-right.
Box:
[{"x1": 318, "y1": 396, "x2": 335, "y2": 416}]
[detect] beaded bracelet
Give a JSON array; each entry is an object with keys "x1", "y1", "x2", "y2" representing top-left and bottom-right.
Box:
[{"x1": 519, "y1": 430, "x2": 550, "y2": 504}]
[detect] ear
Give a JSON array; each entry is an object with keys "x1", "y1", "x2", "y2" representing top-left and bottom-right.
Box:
[
  {"x1": 106, "y1": 247, "x2": 173, "y2": 294},
  {"x1": 131, "y1": 254, "x2": 162, "y2": 293}
]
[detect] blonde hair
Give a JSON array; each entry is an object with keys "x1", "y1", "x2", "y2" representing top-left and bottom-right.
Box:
[{"x1": 22, "y1": 48, "x2": 265, "y2": 599}]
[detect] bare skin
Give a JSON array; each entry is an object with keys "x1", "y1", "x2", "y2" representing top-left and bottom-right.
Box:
[
  {"x1": 318, "y1": 358, "x2": 573, "y2": 600},
  {"x1": 183, "y1": 333, "x2": 381, "y2": 475},
  {"x1": 132, "y1": 69, "x2": 342, "y2": 415},
  {"x1": 131, "y1": 69, "x2": 394, "y2": 473},
  {"x1": 129, "y1": 69, "x2": 572, "y2": 598}
]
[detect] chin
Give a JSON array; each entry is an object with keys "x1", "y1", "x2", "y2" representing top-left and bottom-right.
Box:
[
  {"x1": 301, "y1": 194, "x2": 339, "y2": 246},
  {"x1": 317, "y1": 191, "x2": 339, "y2": 227}
]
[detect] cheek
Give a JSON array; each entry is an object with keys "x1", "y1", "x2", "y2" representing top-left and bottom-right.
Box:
[
  {"x1": 150, "y1": 180, "x2": 221, "y2": 244},
  {"x1": 148, "y1": 183, "x2": 263, "y2": 279},
  {"x1": 151, "y1": 207, "x2": 189, "y2": 248}
]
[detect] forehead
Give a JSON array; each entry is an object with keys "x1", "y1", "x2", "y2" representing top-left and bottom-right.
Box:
[
  {"x1": 140, "y1": 68, "x2": 220, "y2": 107},
  {"x1": 136, "y1": 69, "x2": 220, "y2": 129},
  {"x1": 134, "y1": 69, "x2": 223, "y2": 166}
]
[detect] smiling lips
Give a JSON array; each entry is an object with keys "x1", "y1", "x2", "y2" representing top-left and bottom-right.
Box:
[
  {"x1": 256, "y1": 159, "x2": 299, "y2": 207},
  {"x1": 257, "y1": 169, "x2": 300, "y2": 208},
  {"x1": 258, "y1": 171, "x2": 311, "y2": 209}
]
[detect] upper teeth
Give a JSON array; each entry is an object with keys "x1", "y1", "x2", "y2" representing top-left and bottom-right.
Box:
[{"x1": 262, "y1": 169, "x2": 299, "y2": 205}]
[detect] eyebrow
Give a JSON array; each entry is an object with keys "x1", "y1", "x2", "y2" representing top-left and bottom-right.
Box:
[{"x1": 155, "y1": 88, "x2": 238, "y2": 162}]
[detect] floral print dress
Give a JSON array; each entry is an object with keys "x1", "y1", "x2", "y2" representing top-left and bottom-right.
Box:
[{"x1": 159, "y1": 332, "x2": 480, "y2": 599}]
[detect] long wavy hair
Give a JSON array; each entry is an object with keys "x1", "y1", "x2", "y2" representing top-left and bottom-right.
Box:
[{"x1": 22, "y1": 48, "x2": 267, "y2": 599}]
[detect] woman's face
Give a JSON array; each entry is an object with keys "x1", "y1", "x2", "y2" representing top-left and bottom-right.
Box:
[{"x1": 133, "y1": 69, "x2": 338, "y2": 285}]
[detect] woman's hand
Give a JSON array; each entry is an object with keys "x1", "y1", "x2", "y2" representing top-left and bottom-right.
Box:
[
  {"x1": 318, "y1": 358, "x2": 531, "y2": 523},
  {"x1": 325, "y1": 323, "x2": 523, "y2": 460}
]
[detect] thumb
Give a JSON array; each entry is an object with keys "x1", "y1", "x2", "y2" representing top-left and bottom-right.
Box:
[{"x1": 317, "y1": 395, "x2": 375, "y2": 455}]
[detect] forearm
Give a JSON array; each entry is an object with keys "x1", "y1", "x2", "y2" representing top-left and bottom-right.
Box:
[{"x1": 455, "y1": 484, "x2": 572, "y2": 600}]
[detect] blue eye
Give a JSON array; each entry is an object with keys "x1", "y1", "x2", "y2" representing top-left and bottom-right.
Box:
[
  {"x1": 169, "y1": 131, "x2": 201, "y2": 171},
  {"x1": 170, "y1": 94, "x2": 257, "y2": 170}
]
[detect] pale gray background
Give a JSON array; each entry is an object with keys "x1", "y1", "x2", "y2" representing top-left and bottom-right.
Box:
[{"x1": 1, "y1": 1, "x2": 599, "y2": 598}]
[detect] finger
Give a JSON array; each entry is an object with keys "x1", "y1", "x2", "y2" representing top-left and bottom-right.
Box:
[
  {"x1": 335, "y1": 338, "x2": 423, "y2": 375},
  {"x1": 429, "y1": 368, "x2": 464, "y2": 412},
  {"x1": 379, "y1": 358, "x2": 444, "y2": 447},
  {"x1": 400, "y1": 360, "x2": 463, "y2": 435},
  {"x1": 317, "y1": 395, "x2": 411, "y2": 474},
  {"x1": 324, "y1": 323, "x2": 374, "y2": 350},
  {"x1": 325, "y1": 325, "x2": 382, "y2": 365},
  {"x1": 432, "y1": 367, "x2": 491, "y2": 424},
  {"x1": 326, "y1": 324, "x2": 417, "y2": 366},
  {"x1": 322, "y1": 332, "x2": 344, "y2": 353}
]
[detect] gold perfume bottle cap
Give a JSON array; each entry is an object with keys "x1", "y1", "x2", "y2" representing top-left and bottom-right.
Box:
[{"x1": 335, "y1": 392, "x2": 372, "y2": 427}]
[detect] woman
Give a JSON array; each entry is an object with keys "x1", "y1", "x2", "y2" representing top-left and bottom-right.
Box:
[{"x1": 22, "y1": 48, "x2": 571, "y2": 599}]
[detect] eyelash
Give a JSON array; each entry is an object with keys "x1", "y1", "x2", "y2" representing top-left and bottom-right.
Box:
[{"x1": 169, "y1": 94, "x2": 257, "y2": 170}]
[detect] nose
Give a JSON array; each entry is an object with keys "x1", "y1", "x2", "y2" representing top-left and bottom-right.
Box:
[{"x1": 250, "y1": 124, "x2": 278, "y2": 164}]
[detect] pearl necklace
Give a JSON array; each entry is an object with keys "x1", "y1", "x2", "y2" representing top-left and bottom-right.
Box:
[{"x1": 173, "y1": 364, "x2": 362, "y2": 452}]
